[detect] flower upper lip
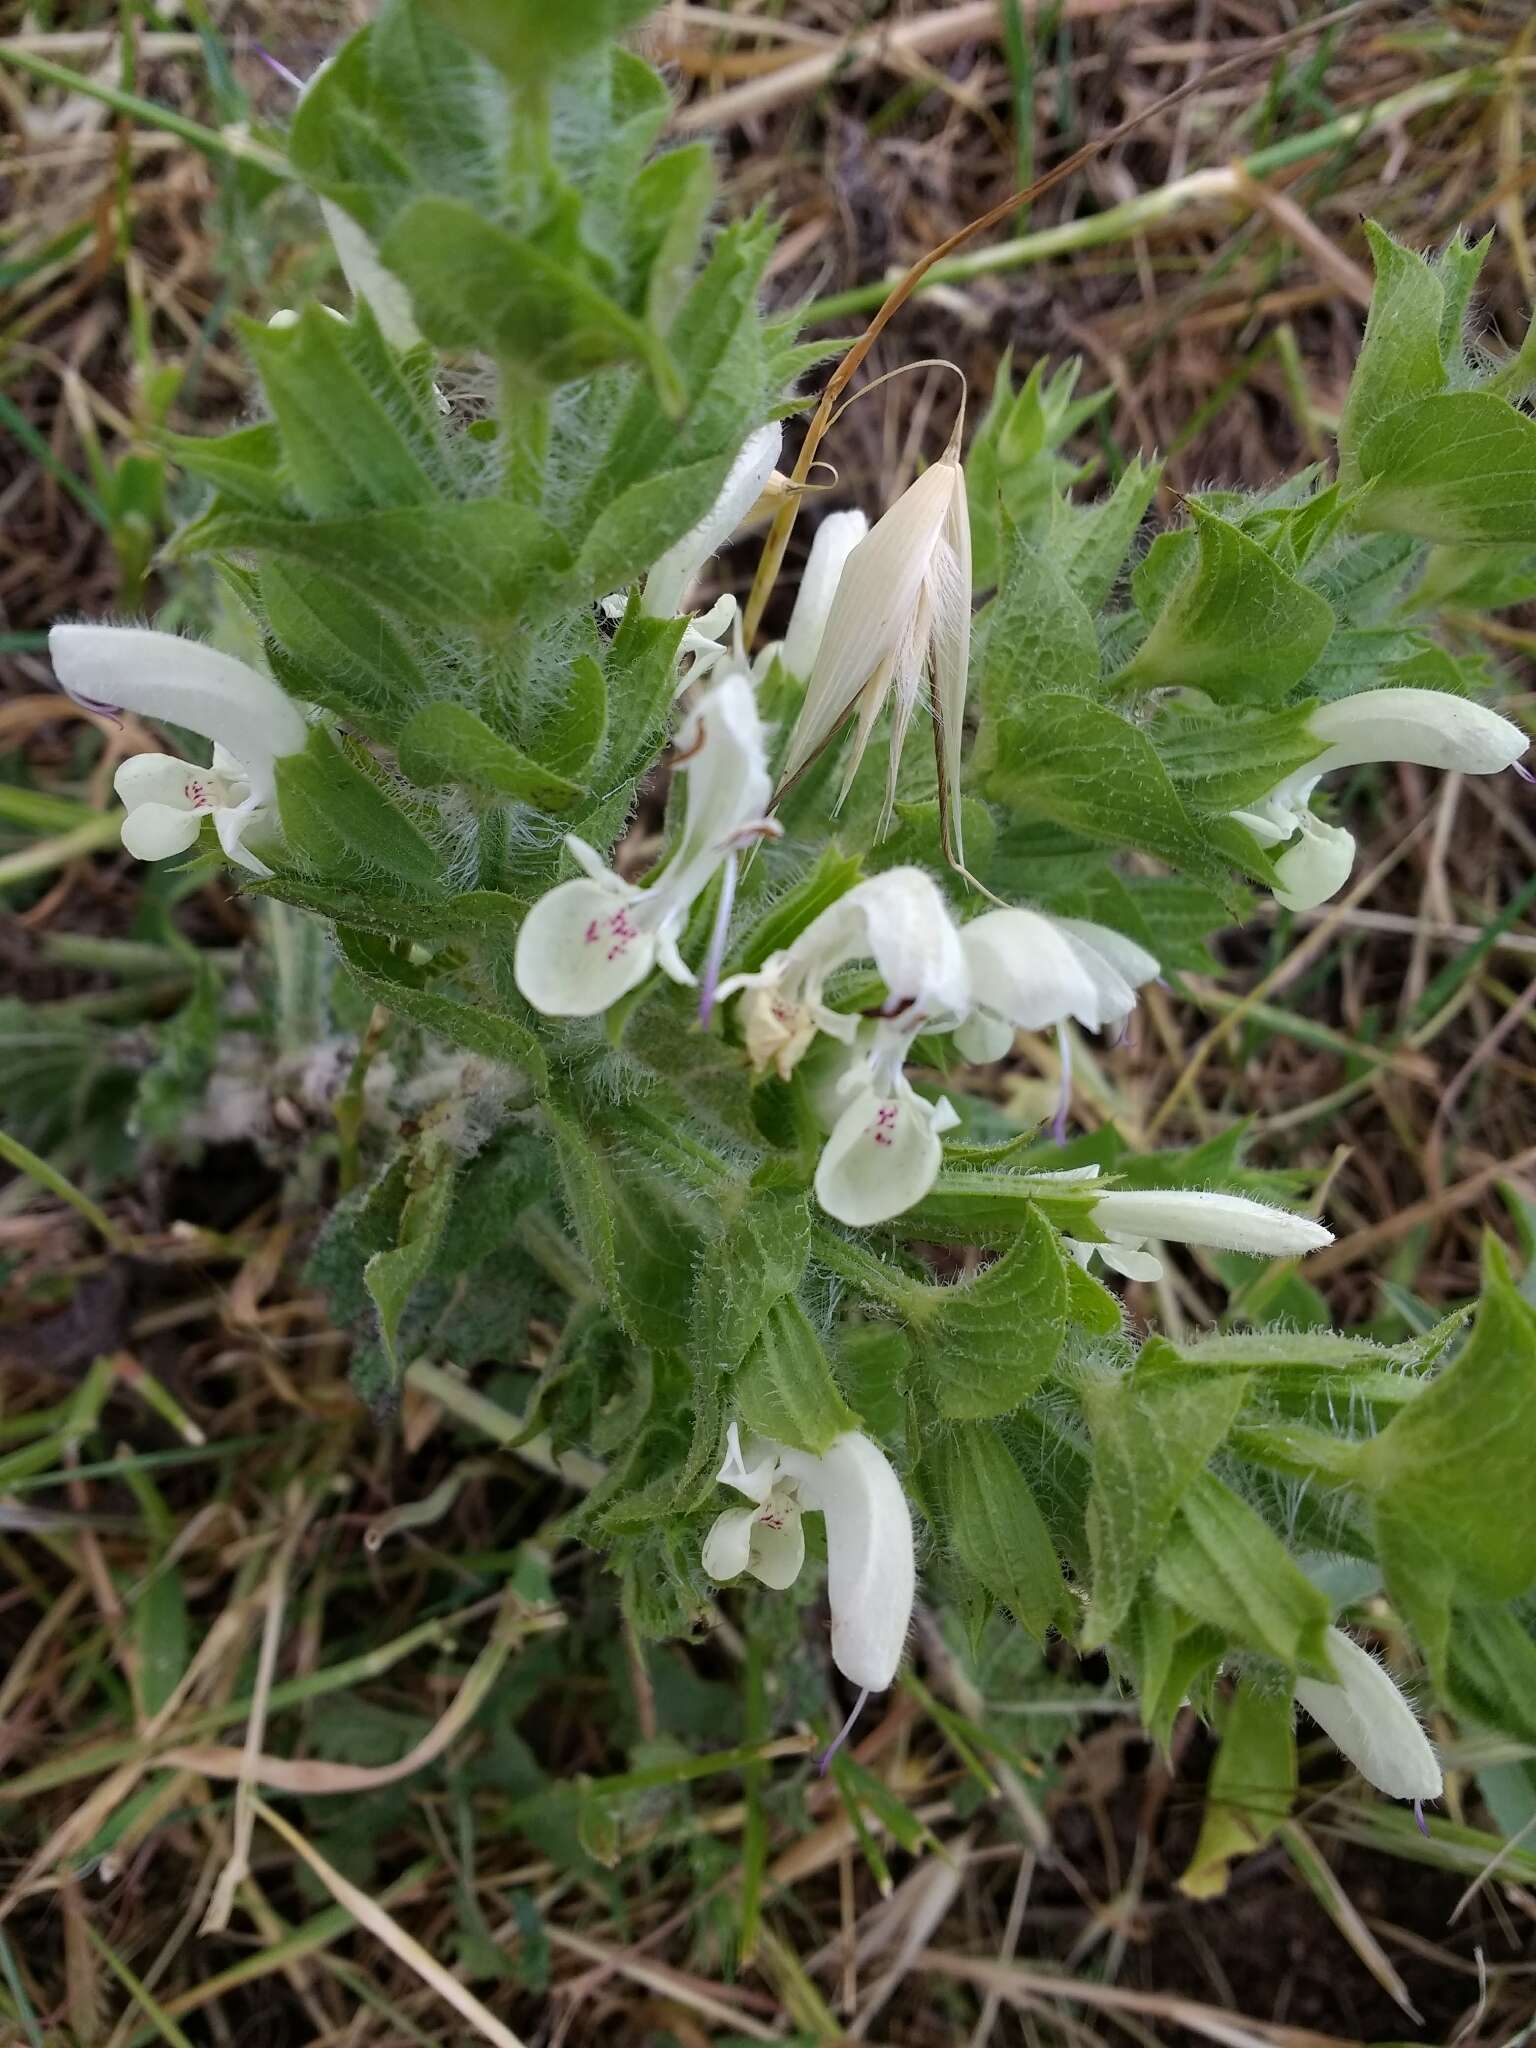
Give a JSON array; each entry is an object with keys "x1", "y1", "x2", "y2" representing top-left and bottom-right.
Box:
[
  {"x1": 643, "y1": 423, "x2": 784, "y2": 627},
  {"x1": 1294, "y1": 1626, "x2": 1441, "y2": 1804},
  {"x1": 1066, "y1": 1187, "x2": 1334, "y2": 1282},
  {"x1": 49, "y1": 626, "x2": 307, "y2": 801}
]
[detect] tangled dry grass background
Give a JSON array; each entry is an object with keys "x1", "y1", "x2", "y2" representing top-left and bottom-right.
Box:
[{"x1": 3, "y1": 3, "x2": 1536, "y2": 2043}]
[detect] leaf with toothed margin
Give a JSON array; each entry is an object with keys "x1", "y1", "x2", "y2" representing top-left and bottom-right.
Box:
[
  {"x1": 336, "y1": 928, "x2": 547, "y2": 1086},
  {"x1": 397, "y1": 702, "x2": 583, "y2": 812},
  {"x1": 978, "y1": 692, "x2": 1258, "y2": 902},
  {"x1": 545, "y1": 1106, "x2": 699, "y2": 1352},
  {"x1": 1081, "y1": 1363, "x2": 1249, "y2": 1647},
  {"x1": 170, "y1": 499, "x2": 570, "y2": 632},
  {"x1": 927, "y1": 1425, "x2": 1064, "y2": 1641},
  {"x1": 906, "y1": 1208, "x2": 1069, "y2": 1420},
  {"x1": 689, "y1": 1188, "x2": 811, "y2": 1377}
]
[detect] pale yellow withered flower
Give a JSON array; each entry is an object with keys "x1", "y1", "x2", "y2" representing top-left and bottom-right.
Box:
[{"x1": 775, "y1": 415, "x2": 971, "y2": 864}]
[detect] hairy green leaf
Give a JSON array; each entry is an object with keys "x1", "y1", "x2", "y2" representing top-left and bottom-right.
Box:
[
  {"x1": 398, "y1": 701, "x2": 583, "y2": 810},
  {"x1": 1362, "y1": 1237, "x2": 1536, "y2": 1603},
  {"x1": 908, "y1": 1208, "x2": 1069, "y2": 1419},
  {"x1": 1082, "y1": 1363, "x2": 1249, "y2": 1645},
  {"x1": 176, "y1": 499, "x2": 569, "y2": 630},
  {"x1": 365, "y1": 1139, "x2": 456, "y2": 1378},
  {"x1": 242, "y1": 303, "x2": 441, "y2": 518},
  {"x1": 1156, "y1": 1474, "x2": 1332, "y2": 1673},
  {"x1": 691, "y1": 1188, "x2": 812, "y2": 1376},
  {"x1": 1337, "y1": 222, "x2": 1448, "y2": 491},
  {"x1": 929, "y1": 1425, "x2": 1063, "y2": 1640},
  {"x1": 1123, "y1": 503, "x2": 1334, "y2": 706},
  {"x1": 278, "y1": 732, "x2": 444, "y2": 892},
  {"x1": 735, "y1": 1299, "x2": 858, "y2": 1455},
  {"x1": 980, "y1": 691, "x2": 1247, "y2": 897},
  {"x1": 1355, "y1": 391, "x2": 1536, "y2": 544},
  {"x1": 974, "y1": 531, "x2": 1101, "y2": 777},
  {"x1": 381, "y1": 196, "x2": 681, "y2": 409}
]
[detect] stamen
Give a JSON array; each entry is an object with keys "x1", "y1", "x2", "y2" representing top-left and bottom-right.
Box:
[
  {"x1": 719, "y1": 1421, "x2": 748, "y2": 1486},
  {"x1": 255, "y1": 44, "x2": 307, "y2": 92},
  {"x1": 1052, "y1": 1022, "x2": 1073, "y2": 1143},
  {"x1": 671, "y1": 717, "x2": 709, "y2": 765},
  {"x1": 720, "y1": 817, "x2": 784, "y2": 851},
  {"x1": 818, "y1": 1687, "x2": 871, "y2": 1775},
  {"x1": 1414, "y1": 1798, "x2": 1430, "y2": 1837},
  {"x1": 1514, "y1": 760, "x2": 1534, "y2": 785},
  {"x1": 60, "y1": 683, "x2": 123, "y2": 727},
  {"x1": 698, "y1": 851, "x2": 738, "y2": 1027}
]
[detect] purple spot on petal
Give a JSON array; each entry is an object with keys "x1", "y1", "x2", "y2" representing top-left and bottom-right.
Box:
[{"x1": 818, "y1": 1687, "x2": 871, "y2": 1775}]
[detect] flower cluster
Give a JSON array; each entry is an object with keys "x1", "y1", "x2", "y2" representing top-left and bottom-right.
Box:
[{"x1": 49, "y1": 409, "x2": 1520, "y2": 1799}]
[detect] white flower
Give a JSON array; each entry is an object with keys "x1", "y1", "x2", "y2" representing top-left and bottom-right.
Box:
[
  {"x1": 1234, "y1": 687, "x2": 1528, "y2": 912},
  {"x1": 50, "y1": 625, "x2": 308, "y2": 876},
  {"x1": 775, "y1": 424, "x2": 971, "y2": 855},
  {"x1": 1294, "y1": 1627, "x2": 1441, "y2": 1804},
  {"x1": 770, "y1": 509, "x2": 871, "y2": 681},
  {"x1": 814, "y1": 1018, "x2": 960, "y2": 1227},
  {"x1": 720, "y1": 866, "x2": 969, "y2": 1080},
  {"x1": 513, "y1": 670, "x2": 773, "y2": 1017},
  {"x1": 1068, "y1": 1187, "x2": 1333, "y2": 1282},
  {"x1": 705, "y1": 1423, "x2": 915, "y2": 1692},
  {"x1": 952, "y1": 908, "x2": 1159, "y2": 1065},
  {"x1": 642, "y1": 423, "x2": 783, "y2": 630}
]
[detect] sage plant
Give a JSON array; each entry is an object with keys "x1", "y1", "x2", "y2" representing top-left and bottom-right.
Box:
[{"x1": 53, "y1": 0, "x2": 1536, "y2": 1809}]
